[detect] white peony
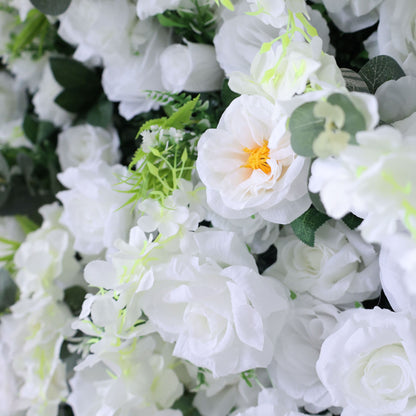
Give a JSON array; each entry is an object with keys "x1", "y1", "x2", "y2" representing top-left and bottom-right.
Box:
[
  {"x1": 196, "y1": 94, "x2": 311, "y2": 224},
  {"x1": 265, "y1": 221, "x2": 380, "y2": 305},
  {"x1": 57, "y1": 162, "x2": 134, "y2": 255},
  {"x1": 316, "y1": 307, "x2": 416, "y2": 416},
  {"x1": 160, "y1": 42, "x2": 224, "y2": 93},
  {"x1": 56, "y1": 124, "x2": 120, "y2": 171}
]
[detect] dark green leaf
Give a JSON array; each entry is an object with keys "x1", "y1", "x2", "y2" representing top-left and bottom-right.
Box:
[
  {"x1": 17, "y1": 152, "x2": 35, "y2": 193},
  {"x1": 23, "y1": 114, "x2": 39, "y2": 143},
  {"x1": 309, "y1": 190, "x2": 327, "y2": 215},
  {"x1": 172, "y1": 393, "x2": 201, "y2": 416},
  {"x1": 157, "y1": 14, "x2": 188, "y2": 28},
  {"x1": 37, "y1": 120, "x2": 57, "y2": 144},
  {"x1": 359, "y1": 55, "x2": 405, "y2": 94},
  {"x1": 289, "y1": 102, "x2": 325, "y2": 157},
  {"x1": 30, "y1": 0, "x2": 71, "y2": 16},
  {"x1": 341, "y1": 68, "x2": 369, "y2": 93},
  {"x1": 86, "y1": 95, "x2": 113, "y2": 127},
  {"x1": 0, "y1": 268, "x2": 18, "y2": 312},
  {"x1": 0, "y1": 153, "x2": 10, "y2": 183},
  {"x1": 49, "y1": 56, "x2": 100, "y2": 89},
  {"x1": 221, "y1": 78, "x2": 239, "y2": 107},
  {"x1": 290, "y1": 205, "x2": 330, "y2": 247},
  {"x1": 55, "y1": 88, "x2": 100, "y2": 113},
  {"x1": 63, "y1": 285, "x2": 87, "y2": 316},
  {"x1": 57, "y1": 403, "x2": 74, "y2": 416},
  {"x1": 342, "y1": 212, "x2": 363, "y2": 229}
]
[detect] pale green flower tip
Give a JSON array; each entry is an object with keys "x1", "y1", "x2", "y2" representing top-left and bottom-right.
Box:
[
  {"x1": 314, "y1": 101, "x2": 345, "y2": 129},
  {"x1": 313, "y1": 130, "x2": 350, "y2": 158}
]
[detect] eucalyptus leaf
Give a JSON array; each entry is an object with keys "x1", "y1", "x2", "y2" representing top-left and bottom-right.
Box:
[
  {"x1": 359, "y1": 55, "x2": 405, "y2": 94},
  {"x1": 0, "y1": 268, "x2": 18, "y2": 313},
  {"x1": 341, "y1": 68, "x2": 369, "y2": 93},
  {"x1": 30, "y1": 0, "x2": 71, "y2": 16},
  {"x1": 290, "y1": 205, "x2": 330, "y2": 247},
  {"x1": 289, "y1": 102, "x2": 325, "y2": 157}
]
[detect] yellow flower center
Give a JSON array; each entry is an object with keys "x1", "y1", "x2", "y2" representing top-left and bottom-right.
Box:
[{"x1": 242, "y1": 140, "x2": 271, "y2": 174}]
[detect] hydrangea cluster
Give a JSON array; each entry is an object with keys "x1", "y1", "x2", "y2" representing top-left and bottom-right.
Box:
[{"x1": 0, "y1": 0, "x2": 416, "y2": 415}]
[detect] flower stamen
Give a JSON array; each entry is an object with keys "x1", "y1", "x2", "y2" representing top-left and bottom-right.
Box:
[{"x1": 242, "y1": 140, "x2": 271, "y2": 174}]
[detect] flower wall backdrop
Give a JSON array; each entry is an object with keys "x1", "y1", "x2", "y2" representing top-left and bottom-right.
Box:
[{"x1": 0, "y1": 0, "x2": 416, "y2": 415}]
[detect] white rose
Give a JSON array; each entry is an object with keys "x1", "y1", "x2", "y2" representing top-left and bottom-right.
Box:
[
  {"x1": 265, "y1": 221, "x2": 380, "y2": 305},
  {"x1": 57, "y1": 124, "x2": 120, "y2": 171},
  {"x1": 196, "y1": 94, "x2": 311, "y2": 224},
  {"x1": 32, "y1": 61, "x2": 74, "y2": 127},
  {"x1": 268, "y1": 295, "x2": 340, "y2": 412},
  {"x1": 316, "y1": 307, "x2": 416, "y2": 416},
  {"x1": 57, "y1": 162, "x2": 134, "y2": 255},
  {"x1": 160, "y1": 42, "x2": 223, "y2": 93}
]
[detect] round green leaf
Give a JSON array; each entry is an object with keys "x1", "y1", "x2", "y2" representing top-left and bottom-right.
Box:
[{"x1": 30, "y1": 0, "x2": 71, "y2": 15}]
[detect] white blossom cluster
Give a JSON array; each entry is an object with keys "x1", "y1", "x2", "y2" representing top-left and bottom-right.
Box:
[{"x1": 0, "y1": 0, "x2": 416, "y2": 415}]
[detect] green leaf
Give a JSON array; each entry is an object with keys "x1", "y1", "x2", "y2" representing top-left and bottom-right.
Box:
[
  {"x1": 54, "y1": 88, "x2": 99, "y2": 113},
  {"x1": 172, "y1": 393, "x2": 201, "y2": 416},
  {"x1": 137, "y1": 117, "x2": 168, "y2": 136},
  {"x1": 49, "y1": 56, "x2": 100, "y2": 89},
  {"x1": 341, "y1": 68, "x2": 369, "y2": 93},
  {"x1": 359, "y1": 55, "x2": 405, "y2": 94},
  {"x1": 0, "y1": 268, "x2": 18, "y2": 313},
  {"x1": 23, "y1": 115, "x2": 56, "y2": 145},
  {"x1": 15, "y1": 215, "x2": 39, "y2": 234},
  {"x1": 157, "y1": 14, "x2": 188, "y2": 28},
  {"x1": 289, "y1": 102, "x2": 325, "y2": 157},
  {"x1": 166, "y1": 95, "x2": 200, "y2": 129},
  {"x1": 86, "y1": 95, "x2": 113, "y2": 128},
  {"x1": 290, "y1": 205, "x2": 330, "y2": 247},
  {"x1": 327, "y1": 93, "x2": 366, "y2": 144},
  {"x1": 342, "y1": 212, "x2": 363, "y2": 229},
  {"x1": 63, "y1": 285, "x2": 87, "y2": 316},
  {"x1": 221, "y1": 79, "x2": 239, "y2": 108},
  {"x1": 0, "y1": 152, "x2": 10, "y2": 183},
  {"x1": 30, "y1": 0, "x2": 71, "y2": 16}
]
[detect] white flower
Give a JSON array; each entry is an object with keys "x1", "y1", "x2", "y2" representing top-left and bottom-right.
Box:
[
  {"x1": 0, "y1": 341, "x2": 21, "y2": 416},
  {"x1": 265, "y1": 221, "x2": 380, "y2": 305},
  {"x1": 196, "y1": 94, "x2": 311, "y2": 224},
  {"x1": 160, "y1": 42, "x2": 224, "y2": 93},
  {"x1": 316, "y1": 307, "x2": 416, "y2": 416},
  {"x1": 57, "y1": 162, "x2": 134, "y2": 255},
  {"x1": 268, "y1": 295, "x2": 340, "y2": 412},
  {"x1": 0, "y1": 216, "x2": 25, "y2": 268},
  {"x1": 32, "y1": 61, "x2": 74, "y2": 127},
  {"x1": 367, "y1": 0, "x2": 416, "y2": 73},
  {"x1": 229, "y1": 37, "x2": 344, "y2": 102},
  {"x1": 379, "y1": 230, "x2": 416, "y2": 313},
  {"x1": 101, "y1": 19, "x2": 171, "y2": 119},
  {"x1": 10, "y1": 0, "x2": 34, "y2": 21},
  {"x1": 0, "y1": 71, "x2": 29, "y2": 147},
  {"x1": 136, "y1": 0, "x2": 195, "y2": 20},
  {"x1": 309, "y1": 125, "x2": 416, "y2": 243},
  {"x1": 318, "y1": 0, "x2": 381, "y2": 32},
  {"x1": 57, "y1": 124, "x2": 120, "y2": 171},
  {"x1": 14, "y1": 203, "x2": 81, "y2": 300},
  {"x1": 137, "y1": 229, "x2": 289, "y2": 377},
  {"x1": 68, "y1": 335, "x2": 183, "y2": 415}
]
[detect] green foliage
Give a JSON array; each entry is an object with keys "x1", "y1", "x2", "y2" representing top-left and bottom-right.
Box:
[
  {"x1": 64, "y1": 286, "x2": 87, "y2": 316},
  {"x1": 15, "y1": 215, "x2": 39, "y2": 234},
  {"x1": 50, "y1": 57, "x2": 102, "y2": 113},
  {"x1": 172, "y1": 392, "x2": 201, "y2": 416},
  {"x1": 86, "y1": 94, "x2": 113, "y2": 128},
  {"x1": 0, "y1": 268, "x2": 18, "y2": 313},
  {"x1": 30, "y1": 0, "x2": 72, "y2": 16},
  {"x1": 290, "y1": 205, "x2": 330, "y2": 247},
  {"x1": 221, "y1": 78, "x2": 239, "y2": 108},
  {"x1": 342, "y1": 212, "x2": 363, "y2": 230},
  {"x1": 158, "y1": 0, "x2": 217, "y2": 44},
  {"x1": 341, "y1": 68, "x2": 369, "y2": 93},
  {"x1": 289, "y1": 93, "x2": 367, "y2": 157},
  {"x1": 359, "y1": 55, "x2": 406, "y2": 94}
]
